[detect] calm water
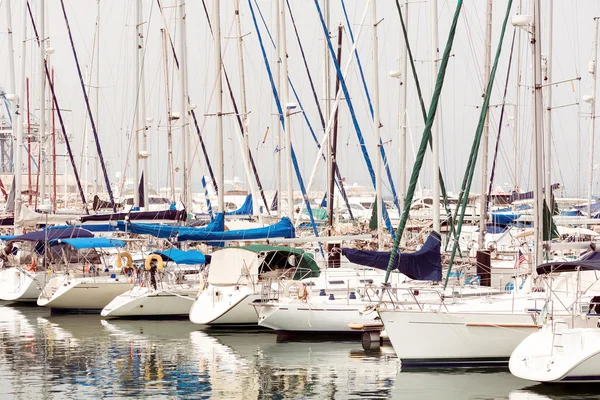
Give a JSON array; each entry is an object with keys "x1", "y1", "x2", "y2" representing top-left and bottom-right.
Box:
[{"x1": 0, "y1": 303, "x2": 598, "y2": 399}]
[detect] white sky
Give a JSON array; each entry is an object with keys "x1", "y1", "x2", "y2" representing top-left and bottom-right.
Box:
[{"x1": 1, "y1": 0, "x2": 599, "y2": 201}]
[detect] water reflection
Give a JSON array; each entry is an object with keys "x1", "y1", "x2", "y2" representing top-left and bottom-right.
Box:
[
  {"x1": 510, "y1": 385, "x2": 600, "y2": 400},
  {"x1": 393, "y1": 369, "x2": 529, "y2": 399},
  {"x1": 0, "y1": 305, "x2": 399, "y2": 399},
  {"x1": 1, "y1": 304, "x2": 600, "y2": 399},
  {"x1": 190, "y1": 330, "x2": 398, "y2": 399}
]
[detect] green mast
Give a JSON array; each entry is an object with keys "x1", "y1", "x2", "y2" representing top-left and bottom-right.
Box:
[
  {"x1": 443, "y1": 0, "x2": 514, "y2": 289},
  {"x1": 384, "y1": 0, "x2": 464, "y2": 283}
]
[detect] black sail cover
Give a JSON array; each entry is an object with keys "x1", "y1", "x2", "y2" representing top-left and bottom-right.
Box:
[{"x1": 341, "y1": 231, "x2": 442, "y2": 281}]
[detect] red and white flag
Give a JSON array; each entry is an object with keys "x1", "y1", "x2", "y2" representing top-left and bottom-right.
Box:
[{"x1": 514, "y1": 250, "x2": 526, "y2": 269}]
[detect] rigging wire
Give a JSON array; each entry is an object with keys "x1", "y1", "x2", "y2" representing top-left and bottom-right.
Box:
[{"x1": 26, "y1": 2, "x2": 88, "y2": 213}]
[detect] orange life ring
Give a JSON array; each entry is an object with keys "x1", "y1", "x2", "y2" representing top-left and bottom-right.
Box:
[
  {"x1": 116, "y1": 252, "x2": 133, "y2": 269},
  {"x1": 25, "y1": 258, "x2": 36, "y2": 272},
  {"x1": 145, "y1": 254, "x2": 164, "y2": 271},
  {"x1": 301, "y1": 285, "x2": 308, "y2": 301}
]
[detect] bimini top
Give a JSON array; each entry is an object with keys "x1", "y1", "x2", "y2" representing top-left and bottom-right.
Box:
[
  {"x1": 238, "y1": 244, "x2": 320, "y2": 278},
  {"x1": 48, "y1": 237, "x2": 127, "y2": 249},
  {"x1": 341, "y1": 231, "x2": 442, "y2": 281},
  {"x1": 8, "y1": 227, "x2": 94, "y2": 242},
  {"x1": 536, "y1": 259, "x2": 600, "y2": 275},
  {"x1": 152, "y1": 248, "x2": 206, "y2": 265},
  {"x1": 207, "y1": 245, "x2": 319, "y2": 286}
]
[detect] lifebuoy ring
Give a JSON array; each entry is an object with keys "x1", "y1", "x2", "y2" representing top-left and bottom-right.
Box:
[
  {"x1": 25, "y1": 258, "x2": 36, "y2": 272},
  {"x1": 283, "y1": 281, "x2": 306, "y2": 299},
  {"x1": 145, "y1": 254, "x2": 164, "y2": 271},
  {"x1": 116, "y1": 252, "x2": 133, "y2": 269}
]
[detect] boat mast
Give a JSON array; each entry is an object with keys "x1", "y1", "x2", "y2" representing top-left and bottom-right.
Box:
[
  {"x1": 160, "y1": 28, "x2": 176, "y2": 202},
  {"x1": 27, "y1": 78, "x2": 32, "y2": 205},
  {"x1": 479, "y1": 0, "x2": 493, "y2": 248},
  {"x1": 514, "y1": 0, "x2": 522, "y2": 193},
  {"x1": 45, "y1": 6, "x2": 52, "y2": 209},
  {"x1": 83, "y1": 67, "x2": 90, "y2": 199},
  {"x1": 213, "y1": 0, "x2": 224, "y2": 213},
  {"x1": 327, "y1": 25, "x2": 342, "y2": 236},
  {"x1": 39, "y1": 0, "x2": 47, "y2": 206},
  {"x1": 274, "y1": 0, "x2": 282, "y2": 217},
  {"x1": 4, "y1": 0, "x2": 15, "y2": 175},
  {"x1": 430, "y1": 0, "x2": 440, "y2": 233},
  {"x1": 133, "y1": 0, "x2": 141, "y2": 207},
  {"x1": 137, "y1": 0, "x2": 148, "y2": 209},
  {"x1": 94, "y1": 0, "x2": 100, "y2": 198},
  {"x1": 588, "y1": 17, "x2": 599, "y2": 219},
  {"x1": 51, "y1": 68, "x2": 56, "y2": 211},
  {"x1": 544, "y1": 0, "x2": 553, "y2": 211},
  {"x1": 398, "y1": 0, "x2": 409, "y2": 214},
  {"x1": 183, "y1": 1, "x2": 192, "y2": 208},
  {"x1": 234, "y1": 0, "x2": 259, "y2": 215},
  {"x1": 12, "y1": 0, "x2": 28, "y2": 233},
  {"x1": 6, "y1": 0, "x2": 16, "y2": 114},
  {"x1": 323, "y1": 0, "x2": 332, "y2": 232},
  {"x1": 532, "y1": 0, "x2": 545, "y2": 266},
  {"x1": 278, "y1": 0, "x2": 294, "y2": 220},
  {"x1": 371, "y1": 0, "x2": 383, "y2": 249}
]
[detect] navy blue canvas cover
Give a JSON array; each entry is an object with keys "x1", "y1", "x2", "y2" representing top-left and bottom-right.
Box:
[
  {"x1": 11, "y1": 227, "x2": 94, "y2": 242},
  {"x1": 341, "y1": 231, "x2": 442, "y2": 281}
]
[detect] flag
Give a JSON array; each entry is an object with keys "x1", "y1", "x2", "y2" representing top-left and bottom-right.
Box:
[{"x1": 514, "y1": 250, "x2": 526, "y2": 269}]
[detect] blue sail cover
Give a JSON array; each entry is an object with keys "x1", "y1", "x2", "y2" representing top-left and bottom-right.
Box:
[
  {"x1": 152, "y1": 248, "x2": 206, "y2": 265},
  {"x1": 9, "y1": 227, "x2": 94, "y2": 242},
  {"x1": 572, "y1": 202, "x2": 600, "y2": 216},
  {"x1": 486, "y1": 225, "x2": 507, "y2": 234},
  {"x1": 178, "y1": 217, "x2": 295, "y2": 244},
  {"x1": 116, "y1": 213, "x2": 225, "y2": 239},
  {"x1": 490, "y1": 212, "x2": 520, "y2": 226},
  {"x1": 341, "y1": 232, "x2": 442, "y2": 281},
  {"x1": 226, "y1": 194, "x2": 253, "y2": 215},
  {"x1": 48, "y1": 237, "x2": 126, "y2": 249},
  {"x1": 49, "y1": 223, "x2": 119, "y2": 233}
]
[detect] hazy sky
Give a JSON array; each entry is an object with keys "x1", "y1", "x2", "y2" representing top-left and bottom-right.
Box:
[{"x1": 1, "y1": 0, "x2": 599, "y2": 202}]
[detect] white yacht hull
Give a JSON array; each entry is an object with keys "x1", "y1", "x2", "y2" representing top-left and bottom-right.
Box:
[
  {"x1": 0, "y1": 268, "x2": 47, "y2": 302},
  {"x1": 256, "y1": 299, "x2": 378, "y2": 333},
  {"x1": 189, "y1": 285, "x2": 260, "y2": 325},
  {"x1": 379, "y1": 309, "x2": 538, "y2": 367},
  {"x1": 102, "y1": 286, "x2": 197, "y2": 317},
  {"x1": 510, "y1": 324, "x2": 600, "y2": 383},
  {"x1": 37, "y1": 275, "x2": 131, "y2": 311}
]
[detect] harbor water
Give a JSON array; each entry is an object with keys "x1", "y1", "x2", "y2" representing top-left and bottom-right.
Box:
[{"x1": 0, "y1": 303, "x2": 598, "y2": 399}]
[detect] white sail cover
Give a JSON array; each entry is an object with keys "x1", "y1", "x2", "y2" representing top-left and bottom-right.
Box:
[{"x1": 16, "y1": 206, "x2": 81, "y2": 227}]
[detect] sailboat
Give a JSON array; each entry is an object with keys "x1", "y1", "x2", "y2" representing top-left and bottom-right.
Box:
[
  {"x1": 0, "y1": 226, "x2": 94, "y2": 302},
  {"x1": 254, "y1": 231, "x2": 443, "y2": 335},
  {"x1": 377, "y1": 0, "x2": 559, "y2": 367},
  {"x1": 101, "y1": 248, "x2": 206, "y2": 318},
  {"x1": 36, "y1": 237, "x2": 133, "y2": 312},
  {"x1": 188, "y1": 245, "x2": 319, "y2": 325},
  {"x1": 510, "y1": 259, "x2": 600, "y2": 383}
]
